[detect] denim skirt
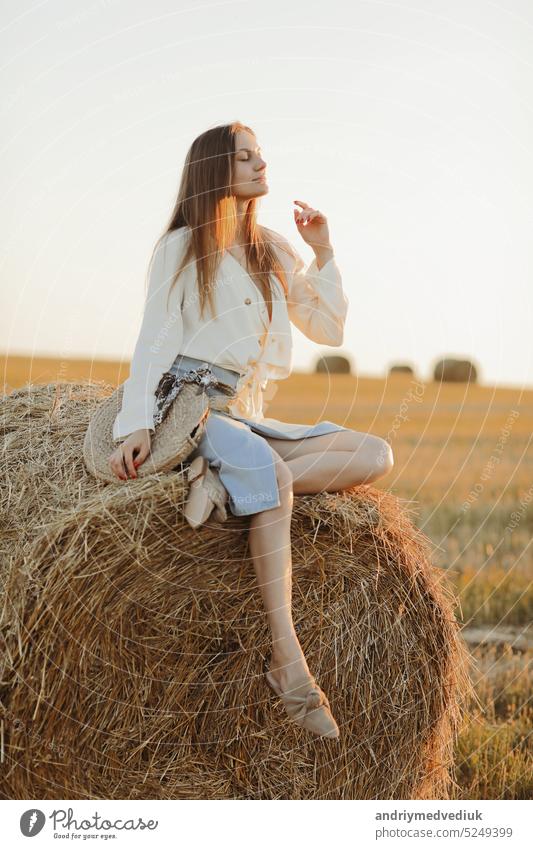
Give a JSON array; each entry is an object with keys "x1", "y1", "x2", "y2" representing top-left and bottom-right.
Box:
[{"x1": 168, "y1": 354, "x2": 350, "y2": 517}]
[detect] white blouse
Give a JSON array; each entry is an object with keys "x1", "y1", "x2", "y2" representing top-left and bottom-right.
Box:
[{"x1": 112, "y1": 225, "x2": 349, "y2": 442}]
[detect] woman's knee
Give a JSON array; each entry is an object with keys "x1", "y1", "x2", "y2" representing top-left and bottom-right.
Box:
[
  {"x1": 372, "y1": 437, "x2": 394, "y2": 476},
  {"x1": 336, "y1": 430, "x2": 393, "y2": 473},
  {"x1": 346, "y1": 434, "x2": 394, "y2": 482}
]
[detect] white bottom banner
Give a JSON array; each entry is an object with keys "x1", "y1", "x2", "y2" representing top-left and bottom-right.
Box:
[{"x1": 1, "y1": 799, "x2": 531, "y2": 848}]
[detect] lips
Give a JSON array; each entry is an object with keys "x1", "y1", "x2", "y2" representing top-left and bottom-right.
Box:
[{"x1": 254, "y1": 175, "x2": 267, "y2": 181}]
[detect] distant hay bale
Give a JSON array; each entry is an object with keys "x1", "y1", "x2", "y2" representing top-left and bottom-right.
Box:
[
  {"x1": 315, "y1": 355, "x2": 351, "y2": 375},
  {"x1": 0, "y1": 381, "x2": 472, "y2": 800},
  {"x1": 389, "y1": 364, "x2": 415, "y2": 376},
  {"x1": 433, "y1": 358, "x2": 478, "y2": 383}
]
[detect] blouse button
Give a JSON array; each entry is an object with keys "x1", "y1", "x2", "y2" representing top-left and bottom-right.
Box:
[{"x1": 244, "y1": 297, "x2": 252, "y2": 305}]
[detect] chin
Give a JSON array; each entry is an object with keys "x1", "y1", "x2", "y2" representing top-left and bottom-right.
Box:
[{"x1": 235, "y1": 184, "x2": 268, "y2": 201}]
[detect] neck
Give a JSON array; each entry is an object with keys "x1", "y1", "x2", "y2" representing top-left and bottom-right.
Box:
[{"x1": 231, "y1": 201, "x2": 248, "y2": 247}]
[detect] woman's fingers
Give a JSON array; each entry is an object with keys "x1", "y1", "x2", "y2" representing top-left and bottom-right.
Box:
[
  {"x1": 295, "y1": 209, "x2": 311, "y2": 224},
  {"x1": 108, "y1": 435, "x2": 151, "y2": 480},
  {"x1": 294, "y1": 199, "x2": 309, "y2": 223},
  {"x1": 108, "y1": 447, "x2": 129, "y2": 480},
  {"x1": 302, "y1": 210, "x2": 322, "y2": 224},
  {"x1": 122, "y1": 446, "x2": 137, "y2": 479},
  {"x1": 294, "y1": 207, "x2": 324, "y2": 225},
  {"x1": 109, "y1": 460, "x2": 125, "y2": 480},
  {"x1": 134, "y1": 442, "x2": 150, "y2": 468},
  {"x1": 293, "y1": 200, "x2": 326, "y2": 224}
]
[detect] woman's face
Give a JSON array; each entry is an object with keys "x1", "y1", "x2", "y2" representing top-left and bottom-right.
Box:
[{"x1": 230, "y1": 130, "x2": 268, "y2": 199}]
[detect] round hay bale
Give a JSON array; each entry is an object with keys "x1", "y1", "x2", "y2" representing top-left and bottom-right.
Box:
[
  {"x1": 315, "y1": 355, "x2": 351, "y2": 374},
  {"x1": 389, "y1": 364, "x2": 415, "y2": 376},
  {"x1": 0, "y1": 381, "x2": 472, "y2": 800},
  {"x1": 433, "y1": 358, "x2": 478, "y2": 383}
]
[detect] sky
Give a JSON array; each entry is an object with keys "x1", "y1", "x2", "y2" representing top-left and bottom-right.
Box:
[{"x1": 1, "y1": 0, "x2": 532, "y2": 388}]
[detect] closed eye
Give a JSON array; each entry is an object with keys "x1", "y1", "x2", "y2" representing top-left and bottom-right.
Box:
[{"x1": 236, "y1": 148, "x2": 262, "y2": 160}]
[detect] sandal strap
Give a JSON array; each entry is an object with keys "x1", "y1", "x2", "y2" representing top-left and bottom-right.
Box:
[
  {"x1": 188, "y1": 469, "x2": 205, "y2": 484},
  {"x1": 277, "y1": 684, "x2": 329, "y2": 720},
  {"x1": 203, "y1": 467, "x2": 228, "y2": 509}
]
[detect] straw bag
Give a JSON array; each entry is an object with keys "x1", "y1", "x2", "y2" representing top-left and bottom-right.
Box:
[{"x1": 83, "y1": 365, "x2": 237, "y2": 484}]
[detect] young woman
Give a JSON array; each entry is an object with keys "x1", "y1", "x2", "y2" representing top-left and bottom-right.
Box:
[{"x1": 108, "y1": 122, "x2": 394, "y2": 740}]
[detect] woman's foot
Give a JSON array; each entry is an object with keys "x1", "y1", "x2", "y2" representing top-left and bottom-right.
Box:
[
  {"x1": 267, "y1": 642, "x2": 312, "y2": 694},
  {"x1": 184, "y1": 456, "x2": 228, "y2": 529},
  {"x1": 264, "y1": 634, "x2": 340, "y2": 740}
]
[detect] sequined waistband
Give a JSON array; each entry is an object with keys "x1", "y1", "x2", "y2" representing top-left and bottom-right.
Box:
[{"x1": 169, "y1": 354, "x2": 242, "y2": 390}]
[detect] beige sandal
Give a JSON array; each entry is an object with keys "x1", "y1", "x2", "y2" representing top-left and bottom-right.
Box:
[
  {"x1": 184, "y1": 456, "x2": 229, "y2": 529},
  {"x1": 264, "y1": 652, "x2": 340, "y2": 740}
]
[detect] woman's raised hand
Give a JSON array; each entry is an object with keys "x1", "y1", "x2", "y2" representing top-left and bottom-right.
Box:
[
  {"x1": 108, "y1": 429, "x2": 152, "y2": 480},
  {"x1": 293, "y1": 200, "x2": 332, "y2": 252}
]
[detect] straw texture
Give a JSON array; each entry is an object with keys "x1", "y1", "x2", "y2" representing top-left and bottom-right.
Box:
[{"x1": 0, "y1": 381, "x2": 473, "y2": 800}]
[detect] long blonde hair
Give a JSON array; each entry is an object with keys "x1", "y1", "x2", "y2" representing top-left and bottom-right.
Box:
[{"x1": 148, "y1": 121, "x2": 295, "y2": 320}]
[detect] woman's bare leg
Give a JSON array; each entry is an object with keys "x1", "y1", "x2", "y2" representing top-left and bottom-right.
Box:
[
  {"x1": 285, "y1": 448, "x2": 392, "y2": 492},
  {"x1": 261, "y1": 430, "x2": 394, "y2": 492},
  {"x1": 247, "y1": 431, "x2": 393, "y2": 692},
  {"x1": 248, "y1": 452, "x2": 315, "y2": 690}
]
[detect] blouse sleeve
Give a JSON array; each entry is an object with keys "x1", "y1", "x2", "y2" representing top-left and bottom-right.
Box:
[
  {"x1": 112, "y1": 229, "x2": 188, "y2": 443},
  {"x1": 285, "y1": 247, "x2": 349, "y2": 346}
]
